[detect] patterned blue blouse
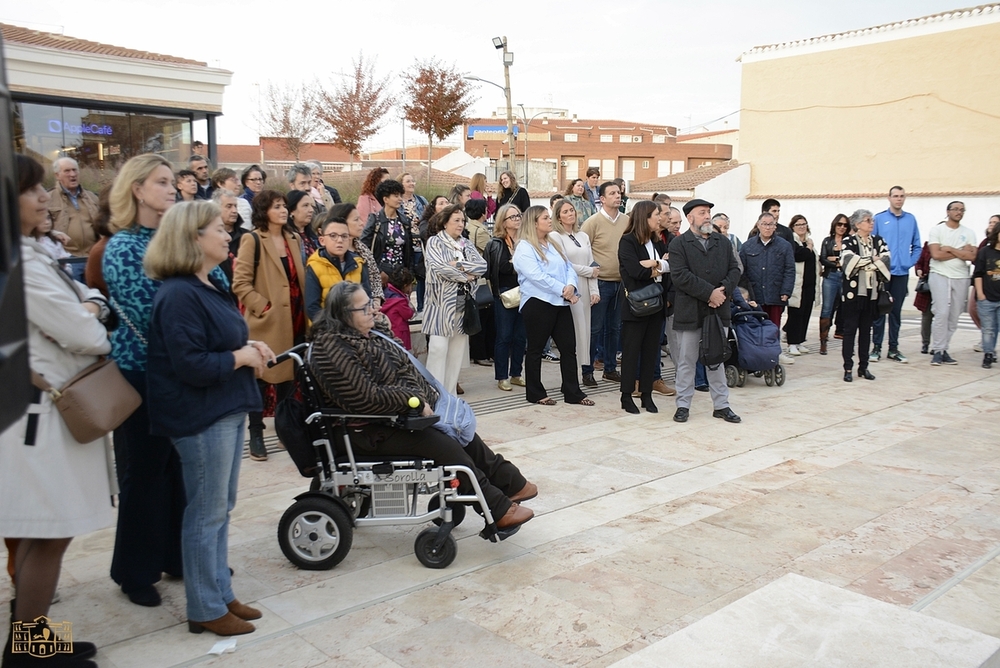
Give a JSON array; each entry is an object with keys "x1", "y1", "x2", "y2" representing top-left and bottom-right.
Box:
[{"x1": 103, "y1": 225, "x2": 228, "y2": 371}]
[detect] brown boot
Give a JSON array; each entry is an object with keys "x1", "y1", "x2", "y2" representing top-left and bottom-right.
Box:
[
  {"x1": 188, "y1": 612, "x2": 256, "y2": 636},
  {"x1": 819, "y1": 317, "x2": 831, "y2": 355},
  {"x1": 496, "y1": 502, "x2": 534, "y2": 529},
  {"x1": 227, "y1": 599, "x2": 263, "y2": 620}
]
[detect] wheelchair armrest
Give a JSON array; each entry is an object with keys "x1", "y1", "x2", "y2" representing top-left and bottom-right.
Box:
[{"x1": 396, "y1": 414, "x2": 440, "y2": 431}]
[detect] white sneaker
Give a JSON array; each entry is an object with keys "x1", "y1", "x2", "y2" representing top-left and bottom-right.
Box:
[
  {"x1": 798, "y1": 344, "x2": 810, "y2": 354},
  {"x1": 974, "y1": 342, "x2": 983, "y2": 353},
  {"x1": 787, "y1": 345, "x2": 802, "y2": 356},
  {"x1": 779, "y1": 353, "x2": 796, "y2": 365}
]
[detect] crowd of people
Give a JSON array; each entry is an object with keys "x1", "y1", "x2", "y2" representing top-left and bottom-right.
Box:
[{"x1": 2, "y1": 149, "x2": 997, "y2": 662}]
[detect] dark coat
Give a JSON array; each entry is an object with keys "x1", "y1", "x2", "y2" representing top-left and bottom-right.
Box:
[
  {"x1": 669, "y1": 230, "x2": 740, "y2": 330},
  {"x1": 361, "y1": 209, "x2": 414, "y2": 273},
  {"x1": 484, "y1": 237, "x2": 519, "y2": 297},
  {"x1": 740, "y1": 234, "x2": 795, "y2": 306},
  {"x1": 819, "y1": 235, "x2": 845, "y2": 277},
  {"x1": 497, "y1": 187, "x2": 530, "y2": 213},
  {"x1": 618, "y1": 233, "x2": 668, "y2": 323}
]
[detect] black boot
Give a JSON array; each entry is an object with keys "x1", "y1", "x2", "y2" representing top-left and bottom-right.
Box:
[
  {"x1": 984, "y1": 354, "x2": 994, "y2": 369},
  {"x1": 640, "y1": 393, "x2": 658, "y2": 414},
  {"x1": 4, "y1": 610, "x2": 97, "y2": 667},
  {"x1": 248, "y1": 425, "x2": 267, "y2": 461},
  {"x1": 620, "y1": 393, "x2": 639, "y2": 414}
]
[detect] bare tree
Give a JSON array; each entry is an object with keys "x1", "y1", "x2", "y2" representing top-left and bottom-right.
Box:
[
  {"x1": 316, "y1": 54, "x2": 393, "y2": 169},
  {"x1": 254, "y1": 81, "x2": 323, "y2": 160},
  {"x1": 401, "y1": 59, "x2": 476, "y2": 183}
]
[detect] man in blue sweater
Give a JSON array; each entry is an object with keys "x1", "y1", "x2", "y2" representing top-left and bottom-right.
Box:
[{"x1": 872, "y1": 186, "x2": 922, "y2": 364}]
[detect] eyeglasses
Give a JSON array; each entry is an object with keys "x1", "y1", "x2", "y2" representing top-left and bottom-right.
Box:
[
  {"x1": 245, "y1": 177, "x2": 264, "y2": 183},
  {"x1": 505, "y1": 214, "x2": 522, "y2": 222},
  {"x1": 758, "y1": 222, "x2": 776, "y2": 228},
  {"x1": 948, "y1": 207, "x2": 966, "y2": 212},
  {"x1": 322, "y1": 232, "x2": 350, "y2": 241},
  {"x1": 567, "y1": 233, "x2": 581, "y2": 247},
  {"x1": 835, "y1": 222, "x2": 848, "y2": 228},
  {"x1": 348, "y1": 300, "x2": 375, "y2": 314},
  {"x1": 793, "y1": 223, "x2": 808, "y2": 228}
]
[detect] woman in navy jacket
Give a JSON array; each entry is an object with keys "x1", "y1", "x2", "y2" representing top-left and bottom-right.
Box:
[
  {"x1": 618, "y1": 201, "x2": 668, "y2": 414},
  {"x1": 145, "y1": 201, "x2": 275, "y2": 637}
]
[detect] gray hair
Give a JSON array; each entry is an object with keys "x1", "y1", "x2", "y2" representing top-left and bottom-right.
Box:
[
  {"x1": 52, "y1": 156, "x2": 79, "y2": 173},
  {"x1": 757, "y1": 212, "x2": 775, "y2": 224},
  {"x1": 319, "y1": 281, "x2": 366, "y2": 331},
  {"x1": 711, "y1": 213, "x2": 730, "y2": 223},
  {"x1": 305, "y1": 160, "x2": 324, "y2": 175},
  {"x1": 849, "y1": 209, "x2": 872, "y2": 231},
  {"x1": 669, "y1": 206, "x2": 681, "y2": 216},
  {"x1": 211, "y1": 188, "x2": 238, "y2": 204},
  {"x1": 286, "y1": 163, "x2": 313, "y2": 183}
]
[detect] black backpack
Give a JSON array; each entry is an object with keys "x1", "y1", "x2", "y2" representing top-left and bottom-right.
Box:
[
  {"x1": 274, "y1": 386, "x2": 318, "y2": 478},
  {"x1": 700, "y1": 312, "x2": 732, "y2": 370}
]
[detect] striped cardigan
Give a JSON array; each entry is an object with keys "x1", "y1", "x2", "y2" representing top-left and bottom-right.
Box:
[
  {"x1": 309, "y1": 320, "x2": 439, "y2": 414},
  {"x1": 421, "y1": 231, "x2": 487, "y2": 337}
]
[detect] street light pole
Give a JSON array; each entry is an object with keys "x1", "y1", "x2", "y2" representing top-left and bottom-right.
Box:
[
  {"x1": 499, "y1": 37, "x2": 515, "y2": 170},
  {"x1": 517, "y1": 104, "x2": 548, "y2": 190}
]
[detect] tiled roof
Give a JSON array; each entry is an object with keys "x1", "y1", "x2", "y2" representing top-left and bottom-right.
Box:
[
  {"x1": 630, "y1": 161, "x2": 742, "y2": 193},
  {"x1": 742, "y1": 4, "x2": 1000, "y2": 58},
  {"x1": 749, "y1": 191, "x2": 1000, "y2": 199},
  {"x1": 0, "y1": 23, "x2": 207, "y2": 66},
  {"x1": 677, "y1": 129, "x2": 739, "y2": 141},
  {"x1": 467, "y1": 118, "x2": 676, "y2": 133},
  {"x1": 322, "y1": 164, "x2": 470, "y2": 193}
]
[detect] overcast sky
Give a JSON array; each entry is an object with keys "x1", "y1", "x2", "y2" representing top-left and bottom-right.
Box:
[{"x1": 3, "y1": 0, "x2": 967, "y2": 149}]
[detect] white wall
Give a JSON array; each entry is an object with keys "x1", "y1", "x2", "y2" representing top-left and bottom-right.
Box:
[{"x1": 695, "y1": 164, "x2": 751, "y2": 228}]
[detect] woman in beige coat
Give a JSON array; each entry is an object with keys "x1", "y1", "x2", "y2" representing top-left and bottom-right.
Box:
[{"x1": 232, "y1": 190, "x2": 306, "y2": 460}]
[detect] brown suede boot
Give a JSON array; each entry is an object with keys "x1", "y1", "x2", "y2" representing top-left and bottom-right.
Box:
[
  {"x1": 188, "y1": 612, "x2": 255, "y2": 636},
  {"x1": 227, "y1": 599, "x2": 263, "y2": 620},
  {"x1": 819, "y1": 317, "x2": 831, "y2": 355}
]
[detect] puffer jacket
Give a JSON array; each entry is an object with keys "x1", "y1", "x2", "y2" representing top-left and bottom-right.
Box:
[
  {"x1": 739, "y1": 234, "x2": 795, "y2": 306},
  {"x1": 309, "y1": 319, "x2": 438, "y2": 414}
]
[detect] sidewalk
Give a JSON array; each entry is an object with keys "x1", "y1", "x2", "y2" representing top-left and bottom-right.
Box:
[{"x1": 3, "y1": 318, "x2": 998, "y2": 667}]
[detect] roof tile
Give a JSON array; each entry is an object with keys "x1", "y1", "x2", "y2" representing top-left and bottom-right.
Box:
[
  {"x1": 1, "y1": 22, "x2": 207, "y2": 66},
  {"x1": 630, "y1": 161, "x2": 741, "y2": 193}
]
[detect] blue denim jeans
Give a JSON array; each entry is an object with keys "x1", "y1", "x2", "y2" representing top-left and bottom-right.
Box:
[
  {"x1": 872, "y1": 274, "x2": 909, "y2": 350},
  {"x1": 171, "y1": 412, "x2": 246, "y2": 622},
  {"x1": 820, "y1": 271, "x2": 843, "y2": 319},
  {"x1": 493, "y1": 297, "x2": 526, "y2": 380},
  {"x1": 978, "y1": 299, "x2": 1000, "y2": 355},
  {"x1": 584, "y1": 280, "x2": 622, "y2": 374}
]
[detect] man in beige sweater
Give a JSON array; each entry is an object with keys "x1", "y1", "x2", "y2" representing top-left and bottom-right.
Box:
[
  {"x1": 48, "y1": 157, "x2": 100, "y2": 256},
  {"x1": 580, "y1": 181, "x2": 627, "y2": 386}
]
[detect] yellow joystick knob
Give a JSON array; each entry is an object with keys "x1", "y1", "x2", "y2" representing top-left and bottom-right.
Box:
[{"x1": 408, "y1": 397, "x2": 421, "y2": 408}]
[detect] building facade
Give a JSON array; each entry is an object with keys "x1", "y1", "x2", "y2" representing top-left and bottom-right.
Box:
[{"x1": 3, "y1": 23, "x2": 231, "y2": 179}]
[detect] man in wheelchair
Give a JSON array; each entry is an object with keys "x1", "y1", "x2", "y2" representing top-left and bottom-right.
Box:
[{"x1": 307, "y1": 282, "x2": 536, "y2": 531}]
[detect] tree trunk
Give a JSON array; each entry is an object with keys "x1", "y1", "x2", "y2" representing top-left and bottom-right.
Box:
[{"x1": 427, "y1": 132, "x2": 433, "y2": 188}]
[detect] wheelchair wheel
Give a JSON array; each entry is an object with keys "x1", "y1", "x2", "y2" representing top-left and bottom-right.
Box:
[
  {"x1": 414, "y1": 527, "x2": 457, "y2": 569},
  {"x1": 737, "y1": 368, "x2": 747, "y2": 387},
  {"x1": 725, "y1": 365, "x2": 739, "y2": 388},
  {"x1": 774, "y1": 364, "x2": 786, "y2": 386},
  {"x1": 427, "y1": 495, "x2": 466, "y2": 527},
  {"x1": 764, "y1": 369, "x2": 774, "y2": 386},
  {"x1": 278, "y1": 497, "x2": 353, "y2": 570}
]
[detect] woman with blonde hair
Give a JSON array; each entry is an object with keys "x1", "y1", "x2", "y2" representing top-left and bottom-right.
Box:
[
  {"x1": 513, "y1": 206, "x2": 592, "y2": 406},
  {"x1": 232, "y1": 190, "x2": 306, "y2": 461},
  {"x1": 146, "y1": 201, "x2": 274, "y2": 636},
  {"x1": 102, "y1": 153, "x2": 186, "y2": 607},
  {"x1": 469, "y1": 172, "x2": 496, "y2": 220},
  {"x1": 484, "y1": 204, "x2": 527, "y2": 390},
  {"x1": 497, "y1": 170, "x2": 530, "y2": 213},
  {"x1": 549, "y1": 198, "x2": 600, "y2": 386},
  {"x1": 422, "y1": 204, "x2": 487, "y2": 394}
]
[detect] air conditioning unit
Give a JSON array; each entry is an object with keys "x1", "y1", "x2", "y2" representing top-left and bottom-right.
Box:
[
  {"x1": 560, "y1": 160, "x2": 568, "y2": 166},
  {"x1": 633, "y1": 135, "x2": 643, "y2": 143}
]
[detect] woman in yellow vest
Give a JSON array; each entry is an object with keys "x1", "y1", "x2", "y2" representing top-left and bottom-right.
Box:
[{"x1": 305, "y1": 217, "x2": 370, "y2": 322}]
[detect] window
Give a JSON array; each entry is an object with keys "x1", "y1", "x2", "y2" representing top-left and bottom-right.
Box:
[
  {"x1": 601, "y1": 159, "x2": 615, "y2": 179},
  {"x1": 652, "y1": 134, "x2": 666, "y2": 144},
  {"x1": 642, "y1": 160, "x2": 650, "y2": 169},
  {"x1": 619, "y1": 135, "x2": 632, "y2": 143},
  {"x1": 657, "y1": 160, "x2": 670, "y2": 177},
  {"x1": 564, "y1": 133, "x2": 578, "y2": 142},
  {"x1": 599, "y1": 134, "x2": 613, "y2": 143},
  {"x1": 672, "y1": 161, "x2": 685, "y2": 174},
  {"x1": 621, "y1": 160, "x2": 635, "y2": 182}
]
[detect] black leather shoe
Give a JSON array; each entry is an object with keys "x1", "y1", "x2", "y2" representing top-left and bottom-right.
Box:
[
  {"x1": 673, "y1": 407, "x2": 689, "y2": 423},
  {"x1": 124, "y1": 584, "x2": 162, "y2": 607},
  {"x1": 694, "y1": 385, "x2": 710, "y2": 392},
  {"x1": 582, "y1": 373, "x2": 598, "y2": 387},
  {"x1": 640, "y1": 394, "x2": 658, "y2": 414},
  {"x1": 859, "y1": 369, "x2": 876, "y2": 380},
  {"x1": 712, "y1": 407, "x2": 741, "y2": 423},
  {"x1": 248, "y1": 426, "x2": 267, "y2": 461},
  {"x1": 843, "y1": 371, "x2": 853, "y2": 382},
  {"x1": 602, "y1": 370, "x2": 622, "y2": 382},
  {"x1": 621, "y1": 394, "x2": 640, "y2": 414}
]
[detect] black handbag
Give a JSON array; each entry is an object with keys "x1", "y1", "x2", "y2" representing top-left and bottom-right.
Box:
[
  {"x1": 473, "y1": 282, "x2": 493, "y2": 309},
  {"x1": 460, "y1": 284, "x2": 482, "y2": 335},
  {"x1": 625, "y1": 283, "x2": 663, "y2": 317},
  {"x1": 876, "y1": 284, "x2": 894, "y2": 316},
  {"x1": 699, "y1": 312, "x2": 731, "y2": 369},
  {"x1": 915, "y1": 275, "x2": 930, "y2": 294}
]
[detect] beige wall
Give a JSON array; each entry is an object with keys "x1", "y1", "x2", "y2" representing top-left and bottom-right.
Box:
[
  {"x1": 740, "y1": 20, "x2": 1000, "y2": 196},
  {"x1": 678, "y1": 130, "x2": 740, "y2": 161}
]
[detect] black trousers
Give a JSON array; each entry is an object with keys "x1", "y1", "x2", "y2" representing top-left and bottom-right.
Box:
[
  {"x1": 841, "y1": 297, "x2": 876, "y2": 372},
  {"x1": 469, "y1": 304, "x2": 496, "y2": 361},
  {"x1": 621, "y1": 313, "x2": 665, "y2": 396},
  {"x1": 522, "y1": 298, "x2": 586, "y2": 404},
  {"x1": 249, "y1": 380, "x2": 293, "y2": 430},
  {"x1": 111, "y1": 369, "x2": 185, "y2": 592},
  {"x1": 349, "y1": 426, "x2": 525, "y2": 520},
  {"x1": 784, "y1": 298, "x2": 815, "y2": 345}
]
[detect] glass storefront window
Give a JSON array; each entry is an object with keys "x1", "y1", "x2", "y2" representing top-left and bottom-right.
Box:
[{"x1": 13, "y1": 101, "x2": 192, "y2": 188}]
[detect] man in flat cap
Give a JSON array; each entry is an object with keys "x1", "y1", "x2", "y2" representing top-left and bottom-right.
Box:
[{"x1": 669, "y1": 199, "x2": 742, "y2": 423}]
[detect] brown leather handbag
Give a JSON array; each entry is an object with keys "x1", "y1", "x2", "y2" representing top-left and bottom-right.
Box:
[{"x1": 31, "y1": 359, "x2": 141, "y2": 444}]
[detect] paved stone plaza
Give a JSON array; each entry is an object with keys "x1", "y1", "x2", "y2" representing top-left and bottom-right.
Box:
[{"x1": 3, "y1": 313, "x2": 999, "y2": 667}]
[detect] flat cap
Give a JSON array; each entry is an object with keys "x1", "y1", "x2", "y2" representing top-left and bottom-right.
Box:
[{"x1": 682, "y1": 198, "x2": 714, "y2": 216}]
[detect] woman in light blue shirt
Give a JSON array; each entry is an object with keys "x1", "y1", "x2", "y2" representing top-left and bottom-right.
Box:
[{"x1": 513, "y1": 206, "x2": 593, "y2": 406}]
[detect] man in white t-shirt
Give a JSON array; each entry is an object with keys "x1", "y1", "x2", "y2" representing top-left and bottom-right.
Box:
[{"x1": 928, "y1": 201, "x2": 977, "y2": 365}]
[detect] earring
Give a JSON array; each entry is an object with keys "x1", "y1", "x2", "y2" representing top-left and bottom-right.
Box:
[{"x1": 139, "y1": 199, "x2": 144, "y2": 205}]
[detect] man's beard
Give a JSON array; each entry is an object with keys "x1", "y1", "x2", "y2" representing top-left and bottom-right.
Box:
[{"x1": 699, "y1": 223, "x2": 714, "y2": 235}]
